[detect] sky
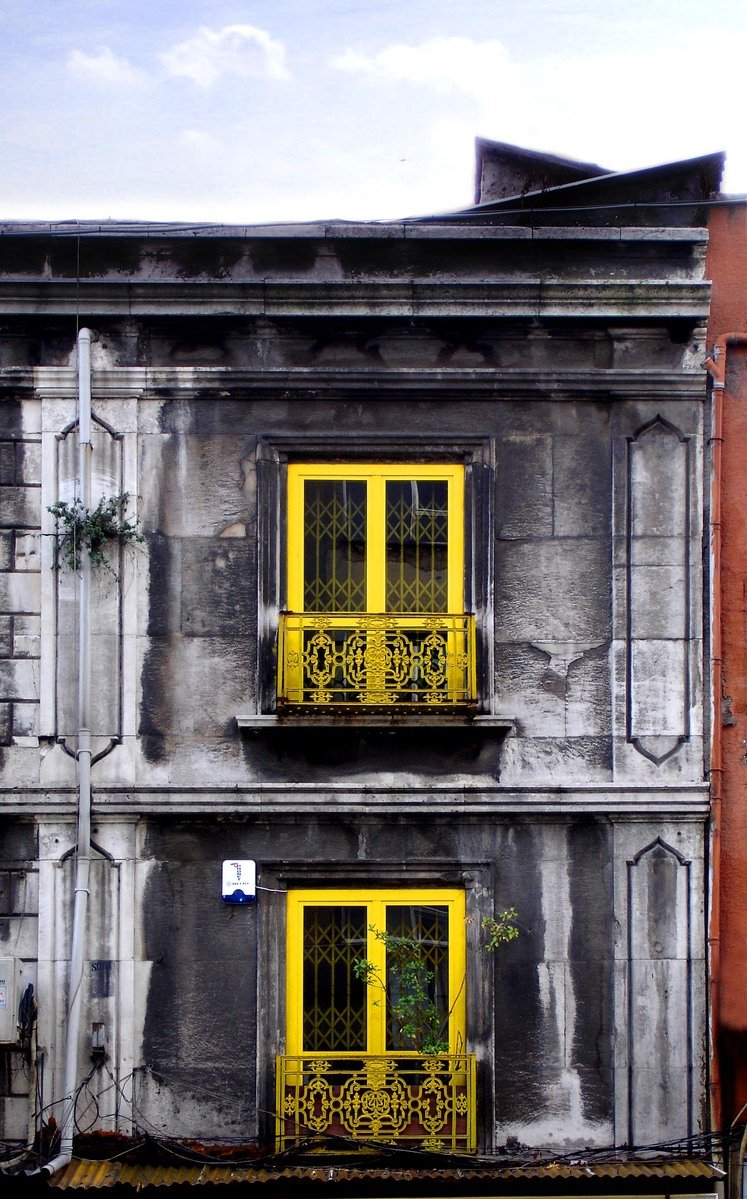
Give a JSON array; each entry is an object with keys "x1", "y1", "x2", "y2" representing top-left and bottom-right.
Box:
[{"x1": 1, "y1": 0, "x2": 746, "y2": 224}]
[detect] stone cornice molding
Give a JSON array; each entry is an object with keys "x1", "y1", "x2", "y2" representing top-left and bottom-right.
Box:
[
  {"x1": 0, "y1": 221, "x2": 710, "y2": 242},
  {"x1": 0, "y1": 784, "x2": 710, "y2": 819},
  {"x1": 0, "y1": 279, "x2": 712, "y2": 319},
  {"x1": 3, "y1": 365, "x2": 707, "y2": 401}
]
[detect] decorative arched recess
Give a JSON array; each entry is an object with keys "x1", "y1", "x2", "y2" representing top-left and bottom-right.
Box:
[
  {"x1": 626, "y1": 838, "x2": 693, "y2": 1145},
  {"x1": 625, "y1": 417, "x2": 691, "y2": 765},
  {"x1": 54, "y1": 414, "x2": 124, "y2": 761},
  {"x1": 35, "y1": 825, "x2": 137, "y2": 1138}
]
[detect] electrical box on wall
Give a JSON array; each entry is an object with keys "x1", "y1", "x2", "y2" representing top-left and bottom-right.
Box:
[
  {"x1": 0, "y1": 958, "x2": 17, "y2": 1043},
  {"x1": 221, "y1": 860, "x2": 256, "y2": 905}
]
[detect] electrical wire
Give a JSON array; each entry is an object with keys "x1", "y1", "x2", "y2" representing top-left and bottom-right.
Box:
[
  {"x1": 102, "y1": 1066, "x2": 221, "y2": 1143},
  {"x1": 75, "y1": 234, "x2": 80, "y2": 337},
  {"x1": 74, "y1": 1075, "x2": 102, "y2": 1135},
  {"x1": 64, "y1": 1139, "x2": 149, "y2": 1165},
  {"x1": 141, "y1": 1063, "x2": 728, "y2": 1172},
  {"x1": 100, "y1": 1067, "x2": 274, "y2": 1166},
  {"x1": 31, "y1": 1061, "x2": 106, "y2": 1131},
  {"x1": 20, "y1": 1049, "x2": 736, "y2": 1175},
  {"x1": 0, "y1": 195, "x2": 745, "y2": 241},
  {"x1": 25, "y1": 1062, "x2": 735, "y2": 1173}
]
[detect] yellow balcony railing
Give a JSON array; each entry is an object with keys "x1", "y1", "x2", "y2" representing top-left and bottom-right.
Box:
[
  {"x1": 277, "y1": 613, "x2": 476, "y2": 710},
  {"x1": 276, "y1": 1053, "x2": 476, "y2": 1152}
]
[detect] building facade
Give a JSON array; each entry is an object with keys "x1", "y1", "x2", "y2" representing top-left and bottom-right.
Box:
[{"x1": 0, "y1": 145, "x2": 724, "y2": 1189}]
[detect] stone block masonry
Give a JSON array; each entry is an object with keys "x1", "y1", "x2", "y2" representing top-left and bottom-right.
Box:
[{"x1": 0, "y1": 422, "x2": 41, "y2": 745}]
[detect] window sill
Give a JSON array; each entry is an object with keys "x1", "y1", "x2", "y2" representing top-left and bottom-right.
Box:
[{"x1": 236, "y1": 713, "x2": 513, "y2": 733}]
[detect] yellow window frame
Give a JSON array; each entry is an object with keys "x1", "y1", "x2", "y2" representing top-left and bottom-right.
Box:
[
  {"x1": 286, "y1": 463, "x2": 465, "y2": 614},
  {"x1": 285, "y1": 887, "x2": 467, "y2": 1056}
]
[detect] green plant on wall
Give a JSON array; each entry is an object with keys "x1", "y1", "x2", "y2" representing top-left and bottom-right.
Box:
[
  {"x1": 353, "y1": 907, "x2": 519, "y2": 1055},
  {"x1": 48, "y1": 493, "x2": 143, "y2": 573}
]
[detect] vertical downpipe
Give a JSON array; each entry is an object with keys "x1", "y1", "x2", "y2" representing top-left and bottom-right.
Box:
[
  {"x1": 64, "y1": 326, "x2": 94, "y2": 1156},
  {"x1": 706, "y1": 341, "x2": 725, "y2": 1141}
]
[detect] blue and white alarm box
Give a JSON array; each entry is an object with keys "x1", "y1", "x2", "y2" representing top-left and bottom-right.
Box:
[{"x1": 221, "y1": 860, "x2": 257, "y2": 904}]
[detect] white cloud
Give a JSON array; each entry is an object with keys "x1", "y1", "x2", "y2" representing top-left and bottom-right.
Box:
[
  {"x1": 331, "y1": 36, "x2": 516, "y2": 105},
  {"x1": 160, "y1": 24, "x2": 288, "y2": 89},
  {"x1": 67, "y1": 46, "x2": 145, "y2": 87},
  {"x1": 179, "y1": 130, "x2": 217, "y2": 151}
]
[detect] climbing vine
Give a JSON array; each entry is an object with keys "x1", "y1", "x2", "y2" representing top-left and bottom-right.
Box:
[
  {"x1": 353, "y1": 907, "x2": 519, "y2": 1055},
  {"x1": 480, "y1": 907, "x2": 521, "y2": 953},
  {"x1": 48, "y1": 493, "x2": 143, "y2": 573}
]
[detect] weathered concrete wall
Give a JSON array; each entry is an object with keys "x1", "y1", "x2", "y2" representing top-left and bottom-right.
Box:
[
  {"x1": 0, "y1": 388, "x2": 41, "y2": 755},
  {"x1": 0, "y1": 819, "x2": 38, "y2": 1141},
  {"x1": 0, "y1": 374, "x2": 703, "y2": 795},
  {"x1": 0, "y1": 217, "x2": 711, "y2": 1156},
  {"x1": 0, "y1": 232, "x2": 710, "y2": 291},
  {"x1": 122, "y1": 813, "x2": 704, "y2": 1150},
  {"x1": 0, "y1": 806, "x2": 706, "y2": 1153}
]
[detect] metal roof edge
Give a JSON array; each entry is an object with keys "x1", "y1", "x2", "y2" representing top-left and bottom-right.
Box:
[
  {"x1": 43, "y1": 1156, "x2": 726, "y2": 1189},
  {"x1": 408, "y1": 152, "x2": 727, "y2": 223}
]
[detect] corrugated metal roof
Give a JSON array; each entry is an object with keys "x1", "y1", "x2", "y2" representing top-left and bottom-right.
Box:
[{"x1": 48, "y1": 1157, "x2": 724, "y2": 1188}]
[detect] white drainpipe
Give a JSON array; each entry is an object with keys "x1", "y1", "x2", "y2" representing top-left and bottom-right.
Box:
[{"x1": 29, "y1": 328, "x2": 94, "y2": 1178}]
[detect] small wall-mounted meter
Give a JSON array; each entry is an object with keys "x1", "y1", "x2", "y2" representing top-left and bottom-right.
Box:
[
  {"x1": 0, "y1": 958, "x2": 17, "y2": 1043},
  {"x1": 221, "y1": 860, "x2": 257, "y2": 905}
]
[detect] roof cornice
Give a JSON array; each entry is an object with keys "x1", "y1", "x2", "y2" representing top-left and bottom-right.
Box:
[{"x1": 0, "y1": 278, "x2": 711, "y2": 319}]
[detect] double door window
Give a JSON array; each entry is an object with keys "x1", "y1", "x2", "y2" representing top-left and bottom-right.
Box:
[
  {"x1": 287, "y1": 464, "x2": 465, "y2": 615},
  {"x1": 285, "y1": 888, "x2": 466, "y2": 1056}
]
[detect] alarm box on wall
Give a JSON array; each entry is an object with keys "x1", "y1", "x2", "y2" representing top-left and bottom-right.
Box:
[{"x1": 221, "y1": 861, "x2": 257, "y2": 905}]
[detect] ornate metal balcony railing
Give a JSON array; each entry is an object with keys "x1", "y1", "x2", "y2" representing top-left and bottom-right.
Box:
[
  {"x1": 277, "y1": 613, "x2": 476, "y2": 710},
  {"x1": 276, "y1": 1053, "x2": 476, "y2": 1152}
]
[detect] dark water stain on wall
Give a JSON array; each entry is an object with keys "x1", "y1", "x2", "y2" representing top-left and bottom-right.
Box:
[
  {"x1": 568, "y1": 819, "x2": 614, "y2": 1124},
  {"x1": 141, "y1": 847, "x2": 258, "y2": 1131},
  {"x1": 493, "y1": 825, "x2": 546, "y2": 1126},
  {"x1": 139, "y1": 535, "x2": 178, "y2": 762}
]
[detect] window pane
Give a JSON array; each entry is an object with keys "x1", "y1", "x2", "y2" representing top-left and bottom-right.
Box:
[
  {"x1": 385, "y1": 904, "x2": 449, "y2": 1051},
  {"x1": 385, "y1": 481, "x2": 448, "y2": 612},
  {"x1": 302, "y1": 906, "x2": 367, "y2": 1051},
  {"x1": 304, "y1": 481, "x2": 366, "y2": 612}
]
